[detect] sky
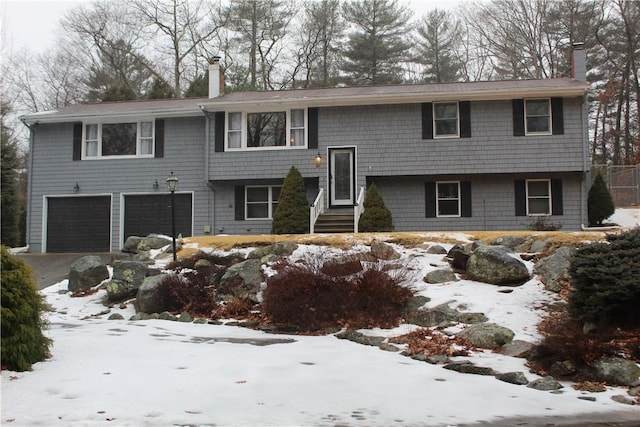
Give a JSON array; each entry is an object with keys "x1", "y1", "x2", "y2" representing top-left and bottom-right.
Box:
[
  {"x1": 2, "y1": 222, "x2": 639, "y2": 426},
  {"x1": 1, "y1": 0, "x2": 465, "y2": 56}
]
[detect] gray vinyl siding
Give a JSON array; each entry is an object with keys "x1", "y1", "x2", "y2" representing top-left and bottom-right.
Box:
[
  {"x1": 209, "y1": 181, "x2": 319, "y2": 235},
  {"x1": 209, "y1": 98, "x2": 586, "y2": 181},
  {"x1": 28, "y1": 117, "x2": 210, "y2": 252},
  {"x1": 371, "y1": 173, "x2": 584, "y2": 231}
]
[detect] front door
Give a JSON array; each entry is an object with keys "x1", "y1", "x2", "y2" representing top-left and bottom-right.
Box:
[{"x1": 329, "y1": 148, "x2": 355, "y2": 206}]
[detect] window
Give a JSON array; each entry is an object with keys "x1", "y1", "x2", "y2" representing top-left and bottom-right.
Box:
[
  {"x1": 83, "y1": 121, "x2": 154, "y2": 158},
  {"x1": 226, "y1": 109, "x2": 306, "y2": 150},
  {"x1": 437, "y1": 181, "x2": 461, "y2": 217},
  {"x1": 228, "y1": 112, "x2": 242, "y2": 148},
  {"x1": 246, "y1": 185, "x2": 281, "y2": 219},
  {"x1": 434, "y1": 102, "x2": 459, "y2": 138},
  {"x1": 526, "y1": 179, "x2": 551, "y2": 215},
  {"x1": 525, "y1": 99, "x2": 551, "y2": 134}
]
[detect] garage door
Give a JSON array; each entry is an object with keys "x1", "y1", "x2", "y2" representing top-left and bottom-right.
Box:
[
  {"x1": 123, "y1": 194, "x2": 192, "y2": 241},
  {"x1": 46, "y1": 196, "x2": 111, "y2": 252}
]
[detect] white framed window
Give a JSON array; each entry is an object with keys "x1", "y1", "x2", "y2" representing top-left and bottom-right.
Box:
[
  {"x1": 434, "y1": 102, "x2": 459, "y2": 138},
  {"x1": 83, "y1": 121, "x2": 154, "y2": 159},
  {"x1": 226, "y1": 109, "x2": 307, "y2": 150},
  {"x1": 246, "y1": 185, "x2": 281, "y2": 219},
  {"x1": 437, "y1": 181, "x2": 461, "y2": 217},
  {"x1": 526, "y1": 179, "x2": 551, "y2": 215},
  {"x1": 525, "y1": 99, "x2": 551, "y2": 135}
]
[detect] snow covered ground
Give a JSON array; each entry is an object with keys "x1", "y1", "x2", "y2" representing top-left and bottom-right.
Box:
[
  {"x1": 608, "y1": 206, "x2": 640, "y2": 229},
  {"x1": 2, "y1": 213, "x2": 640, "y2": 426}
]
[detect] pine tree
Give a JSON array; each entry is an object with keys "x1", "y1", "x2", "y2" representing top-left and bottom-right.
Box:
[
  {"x1": 185, "y1": 71, "x2": 209, "y2": 97},
  {"x1": 569, "y1": 228, "x2": 640, "y2": 328},
  {"x1": 1, "y1": 102, "x2": 21, "y2": 247},
  {"x1": 358, "y1": 183, "x2": 393, "y2": 232},
  {"x1": 147, "y1": 78, "x2": 175, "y2": 99},
  {"x1": 272, "y1": 166, "x2": 309, "y2": 234},
  {"x1": 587, "y1": 172, "x2": 615, "y2": 226},
  {"x1": 1, "y1": 247, "x2": 52, "y2": 371},
  {"x1": 341, "y1": 0, "x2": 412, "y2": 85}
]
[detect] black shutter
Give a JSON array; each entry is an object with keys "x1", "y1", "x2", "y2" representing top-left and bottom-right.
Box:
[
  {"x1": 214, "y1": 111, "x2": 225, "y2": 153},
  {"x1": 72, "y1": 122, "x2": 82, "y2": 161},
  {"x1": 154, "y1": 119, "x2": 164, "y2": 158},
  {"x1": 425, "y1": 182, "x2": 436, "y2": 217},
  {"x1": 512, "y1": 99, "x2": 525, "y2": 136},
  {"x1": 461, "y1": 181, "x2": 472, "y2": 217},
  {"x1": 234, "y1": 185, "x2": 245, "y2": 220},
  {"x1": 421, "y1": 103, "x2": 433, "y2": 140},
  {"x1": 551, "y1": 179, "x2": 563, "y2": 215},
  {"x1": 459, "y1": 101, "x2": 471, "y2": 138},
  {"x1": 308, "y1": 107, "x2": 318, "y2": 149},
  {"x1": 514, "y1": 180, "x2": 527, "y2": 216},
  {"x1": 551, "y1": 97, "x2": 564, "y2": 135}
]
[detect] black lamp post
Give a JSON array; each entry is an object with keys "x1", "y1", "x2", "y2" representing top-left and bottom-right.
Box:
[{"x1": 166, "y1": 171, "x2": 179, "y2": 261}]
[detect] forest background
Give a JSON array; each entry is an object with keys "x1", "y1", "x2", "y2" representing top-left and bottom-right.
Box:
[{"x1": 1, "y1": 0, "x2": 638, "y2": 247}]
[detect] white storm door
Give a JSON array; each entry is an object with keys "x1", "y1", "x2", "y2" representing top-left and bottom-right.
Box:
[{"x1": 330, "y1": 148, "x2": 355, "y2": 206}]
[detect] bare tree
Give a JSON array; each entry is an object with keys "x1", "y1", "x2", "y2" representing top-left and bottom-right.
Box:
[
  {"x1": 290, "y1": 0, "x2": 345, "y2": 88},
  {"x1": 227, "y1": 0, "x2": 296, "y2": 90},
  {"x1": 131, "y1": 0, "x2": 228, "y2": 96}
]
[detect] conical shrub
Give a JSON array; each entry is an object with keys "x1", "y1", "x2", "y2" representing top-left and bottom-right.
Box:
[
  {"x1": 272, "y1": 166, "x2": 309, "y2": 234},
  {"x1": 1, "y1": 246, "x2": 51, "y2": 371},
  {"x1": 587, "y1": 172, "x2": 615, "y2": 226},
  {"x1": 358, "y1": 184, "x2": 393, "y2": 232}
]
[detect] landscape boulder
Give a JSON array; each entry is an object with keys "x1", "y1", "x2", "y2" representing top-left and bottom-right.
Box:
[
  {"x1": 585, "y1": 357, "x2": 640, "y2": 386},
  {"x1": 370, "y1": 240, "x2": 401, "y2": 260},
  {"x1": 105, "y1": 260, "x2": 149, "y2": 301},
  {"x1": 496, "y1": 371, "x2": 529, "y2": 385},
  {"x1": 426, "y1": 244, "x2": 447, "y2": 254},
  {"x1": 423, "y1": 269, "x2": 458, "y2": 284},
  {"x1": 136, "y1": 274, "x2": 172, "y2": 314},
  {"x1": 527, "y1": 376, "x2": 564, "y2": 391},
  {"x1": 122, "y1": 234, "x2": 173, "y2": 254},
  {"x1": 490, "y1": 236, "x2": 526, "y2": 251},
  {"x1": 467, "y1": 245, "x2": 530, "y2": 285},
  {"x1": 534, "y1": 246, "x2": 575, "y2": 293},
  {"x1": 447, "y1": 245, "x2": 470, "y2": 271},
  {"x1": 68, "y1": 256, "x2": 109, "y2": 293},
  {"x1": 248, "y1": 242, "x2": 298, "y2": 260},
  {"x1": 218, "y1": 258, "x2": 263, "y2": 302},
  {"x1": 457, "y1": 322, "x2": 515, "y2": 348}
]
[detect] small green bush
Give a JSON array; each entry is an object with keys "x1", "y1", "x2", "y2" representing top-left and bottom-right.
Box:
[
  {"x1": 1, "y1": 246, "x2": 51, "y2": 371},
  {"x1": 263, "y1": 255, "x2": 413, "y2": 331},
  {"x1": 358, "y1": 184, "x2": 393, "y2": 232},
  {"x1": 272, "y1": 166, "x2": 309, "y2": 234},
  {"x1": 587, "y1": 172, "x2": 615, "y2": 226},
  {"x1": 568, "y1": 227, "x2": 640, "y2": 328}
]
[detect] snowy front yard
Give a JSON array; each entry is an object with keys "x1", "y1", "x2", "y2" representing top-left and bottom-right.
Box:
[{"x1": 3, "y1": 223, "x2": 640, "y2": 426}]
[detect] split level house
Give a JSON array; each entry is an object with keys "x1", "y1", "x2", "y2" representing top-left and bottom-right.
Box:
[{"x1": 21, "y1": 48, "x2": 590, "y2": 253}]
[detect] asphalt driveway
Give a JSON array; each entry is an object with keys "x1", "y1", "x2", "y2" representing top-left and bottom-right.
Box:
[{"x1": 17, "y1": 253, "x2": 114, "y2": 290}]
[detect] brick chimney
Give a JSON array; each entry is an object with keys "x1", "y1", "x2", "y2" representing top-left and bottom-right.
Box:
[
  {"x1": 572, "y1": 42, "x2": 586, "y2": 82},
  {"x1": 208, "y1": 56, "x2": 225, "y2": 98}
]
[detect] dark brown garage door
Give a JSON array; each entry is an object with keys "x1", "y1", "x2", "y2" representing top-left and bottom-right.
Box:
[
  {"x1": 47, "y1": 196, "x2": 111, "y2": 252},
  {"x1": 123, "y1": 194, "x2": 192, "y2": 241}
]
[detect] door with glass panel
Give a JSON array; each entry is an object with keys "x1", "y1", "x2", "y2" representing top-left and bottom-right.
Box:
[{"x1": 329, "y1": 148, "x2": 355, "y2": 206}]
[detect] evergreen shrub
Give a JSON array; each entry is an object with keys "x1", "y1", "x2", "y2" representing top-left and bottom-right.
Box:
[
  {"x1": 568, "y1": 227, "x2": 640, "y2": 328},
  {"x1": 358, "y1": 184, "x2": 393, "y2": 232},
  {"x1": 1, "y1": 246, "x2": 51, "y2": 371},
  {"x1": 262, "y1": 255, "x2": 413, "y2": 331},
  {"x1": 272, "y1": 166, "x2": 309, "y2": 234},
  {"x1": 587, "y1": 172, "x2": 615, "y2": 226}
]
